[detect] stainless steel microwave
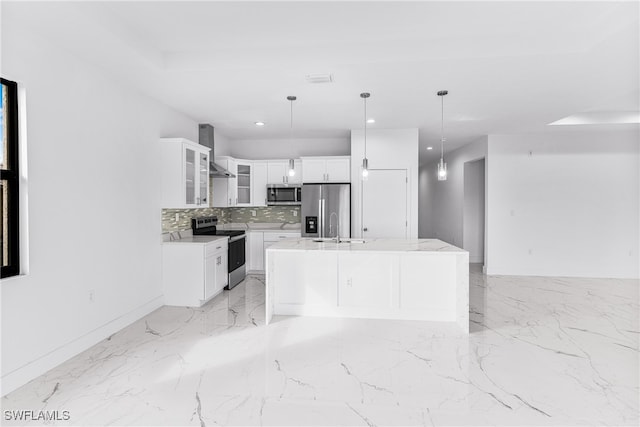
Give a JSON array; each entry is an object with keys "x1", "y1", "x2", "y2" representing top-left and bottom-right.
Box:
[{"x1": 267, "y1": 184, "x2": 302, "y2": 205}]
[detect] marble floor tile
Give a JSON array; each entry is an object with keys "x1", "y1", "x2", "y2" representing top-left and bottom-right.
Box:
[{"x1": 2, "y1": 268, "x2": 638, "y2": 426}]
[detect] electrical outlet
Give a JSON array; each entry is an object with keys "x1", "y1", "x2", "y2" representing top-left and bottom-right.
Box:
[
  {"x1": 89, "y1": 290, "x2": 95, "y2": 303},
  {"x1": 251, "y1": 210, "x2": 256, "y2": 217},
  {"x1": 175, "y1": 213, "x2": 180, "y2": 222},
  {"x1": 292, "y1": 210, "x2": 297, "y2": 217}
]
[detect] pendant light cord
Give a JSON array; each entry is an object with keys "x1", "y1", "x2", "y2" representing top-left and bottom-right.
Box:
[
  {"x1": 440, "y1": 94, "x2": 444, "y2": 159},
  {"x1": 363, "y1": 96, "x2": 367, "y2": 158}
]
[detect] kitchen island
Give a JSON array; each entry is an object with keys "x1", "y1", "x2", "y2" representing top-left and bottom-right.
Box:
[{"x1": 265, "y1": 238, "x2": 469, "y2": 333}]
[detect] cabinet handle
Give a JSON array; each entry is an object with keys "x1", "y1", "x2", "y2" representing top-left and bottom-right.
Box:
[
  {"x1": 279, "y1": 236, "x2": 286, "y2": 239},
  {"x1": 216, "y1": 246, "x2": 222, "y2": 249},
  {"x1": 363, "y1": 227, "x2": 368, "y2": 232},
  {"x1": 217, "y1": 256, "x2": 221, "y2": 265}
]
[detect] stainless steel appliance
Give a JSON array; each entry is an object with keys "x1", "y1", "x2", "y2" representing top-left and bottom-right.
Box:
[
  {"x1": 267, "y1": 184, "x2": 302, "y2": 206},
  {"x1": 191, "y1": 216, "x2": 246, "y2": 289},
  {"x1": 301, "y1": 183, "x2": 351, "y2": 239},
  {"x1": 198, "y1": 123, "x2": 235, "y2": 178}
]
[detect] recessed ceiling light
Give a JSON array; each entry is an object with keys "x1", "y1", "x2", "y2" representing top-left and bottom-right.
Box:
[
  {"x1": 255, "y1": 121, "x2": 265, "y2": 126},
  {"x1": 305, "y1": 74, "x2": 333, "y2": 84},
  {"x1": 427, "y1": 146, "x2": 433, "y2": 150},
  {"x1": 367, "y1": 118, "x2": 375, "y2": 124}
]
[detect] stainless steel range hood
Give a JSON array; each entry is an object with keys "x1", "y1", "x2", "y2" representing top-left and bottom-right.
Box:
[{"x1": 198, "y1": 123, "x2": 235, "y2": 178}]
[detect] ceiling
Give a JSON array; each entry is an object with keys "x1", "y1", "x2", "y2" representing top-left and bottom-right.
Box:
[{"x1": 3, "y1": 1, "x2": 639, "y2": 164}]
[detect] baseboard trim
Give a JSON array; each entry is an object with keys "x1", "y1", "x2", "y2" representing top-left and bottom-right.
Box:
[{"x1": 1, "y1": 295, "x2": 164, "y2": 396}]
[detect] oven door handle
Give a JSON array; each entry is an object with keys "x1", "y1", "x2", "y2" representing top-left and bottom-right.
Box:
[{"x1": 229, "y1": 234, "x2": 246, "y2": 243}]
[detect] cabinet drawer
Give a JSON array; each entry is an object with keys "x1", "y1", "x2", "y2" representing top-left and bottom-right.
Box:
[
  {"x1": 263, "y1": 232, "x2": 301, "y2": 242},
  {"x1": 205, "y1": 239, "x2": 228, "y2": 257}
]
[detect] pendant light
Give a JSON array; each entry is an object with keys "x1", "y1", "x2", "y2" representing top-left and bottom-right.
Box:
[
  {"x1": 360, "y1": 92, "x2": 370, "y2": 179},
  {"x1": 437, "y1": 90, "x2": 448, "y2": 181},
  {"x1": 287, "y1": 95, "x2": 297, "y2": 177}
]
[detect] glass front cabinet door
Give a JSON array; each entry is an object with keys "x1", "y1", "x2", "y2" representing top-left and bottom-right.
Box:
[
  {"x1": 199, "y1": 152, "x2": 209, "y2": 206},
  {"x1": 159, "y1": 138, "x2": 210, "y2": 209}
]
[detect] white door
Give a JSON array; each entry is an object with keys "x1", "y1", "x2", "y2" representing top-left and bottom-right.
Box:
[{"x1": 362, "y1": 169, "x2": 408, "y2": 238}]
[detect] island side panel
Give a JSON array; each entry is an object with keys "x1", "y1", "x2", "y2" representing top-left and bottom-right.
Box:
[
  {"x1": 398, "y1": 253, "x2": 457, "y2": 322},
  {"x1": 456, "y1": 252, "x2": 470, "y2": 333},
  {"x1": 265, "y1": 248, "x2": 274, "y2": 325},
  {"x1": 270, "y1": 250, "x2": 339, "y2": 317}
]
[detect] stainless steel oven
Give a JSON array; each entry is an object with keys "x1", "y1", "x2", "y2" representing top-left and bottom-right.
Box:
[
  {"x1": 267, "y1": 184, "x2": 302, "y2": 206},
  {"x1": 192, "y1": 216, "x2": 246, "y2": 289}
]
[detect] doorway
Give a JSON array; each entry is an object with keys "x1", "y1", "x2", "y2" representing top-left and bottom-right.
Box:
[
  {"x1": 463, "y1": 159, "x2": 485, "y2": 265},
  {"x1": 362, "y1": 169, "x2": 408, "y2": 238}
]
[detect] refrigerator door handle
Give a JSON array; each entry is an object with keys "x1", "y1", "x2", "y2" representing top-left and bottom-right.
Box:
[
  {"x1": 318, "y1": 199, "x2": 323, "y2": 238},
  {"x1": 320, "y1": 199, "x2": 325, "y2": 238}
]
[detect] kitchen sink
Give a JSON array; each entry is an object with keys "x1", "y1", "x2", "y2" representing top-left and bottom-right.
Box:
[{"x1": 311, "y1": 238, "x2": 366, "y2": 244}]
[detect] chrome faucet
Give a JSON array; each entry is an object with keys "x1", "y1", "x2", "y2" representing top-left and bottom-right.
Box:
[{"x1": 329, "y1": 212, "x2": 340, "y2": 243}]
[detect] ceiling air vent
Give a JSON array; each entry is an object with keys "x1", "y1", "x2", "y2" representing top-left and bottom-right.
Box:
[{"x1": 305, "y1": 74, "x2": 334, "y2": 84}]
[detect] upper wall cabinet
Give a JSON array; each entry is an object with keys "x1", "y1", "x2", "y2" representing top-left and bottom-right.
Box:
[
  {"x1": 160, "y1": 138, "x2": 210, "y2": 208},
  {"x1": 236, "y1": 160, "x2": 253, "y2": 206},
  {"x1": 267, "y1": 160, "x2": 302, "y2": 184},
  {"x1": 301, "y1": 156, "x2": 350, "y2": 183},
  {"x1": 253, "y1": 161, "x2": 268, "y2": 207}
]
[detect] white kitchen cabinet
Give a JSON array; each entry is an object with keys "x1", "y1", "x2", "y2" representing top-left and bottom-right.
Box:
[
  {"x1": 212, "y1": 157, "x2": 238, "y2": 207},
  {"x1": 160, "y1": 138, "x2": 210, "y2": 208},
  {"x1": 301, "y1": 156, "x2": 350, "y2": 183},
  {"x1": 162, "y1": 238, "x2": 228, "y2": 307},
  {"x1": 247, "y1": 231, "x2": 265, "y2": 272},
  {"x1": 235, "y1": 160, "x2": 252, "y2": 206},
  {"x1": 267, "y1": 160, "x2": 302, "y2": 184},
  {"x1": 252, "y1": 162, "x2": 268, "y2": 207},
  {"x1": 259, "y1": 231, "x2": 301, "y2": 272}
]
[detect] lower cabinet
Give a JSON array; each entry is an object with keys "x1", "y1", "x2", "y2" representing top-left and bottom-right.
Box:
[
  {"x1": 162, "y1": 238, "x2": 228, "y2": 307},
  {"x1": 247, "y1": 231, "x2": 264, "y2": 272},
  {"x1": 247, "y1": 231, "x2": 301, "y2": 273}
]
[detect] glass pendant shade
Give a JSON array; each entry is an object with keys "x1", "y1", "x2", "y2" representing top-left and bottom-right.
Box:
[
  {"x1": 362, "y1": 157, "x2": 369, "y2": 179},
  {"x1": 437, "y1": 158, "x2": 447, "y2": 181},
  {"x1": 288, "y1": 158, "x2": 295, "y2": 176}
]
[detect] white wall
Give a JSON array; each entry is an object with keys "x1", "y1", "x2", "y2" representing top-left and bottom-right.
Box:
[
  {"x1": 351, "y1": 129, "x2": 419, "y2": 238},
  {"x1": 0, "y1": 21, "x2": 197, "y2": 394},
  {"x1": 221, "y1": 137, "x2": 349, "y2": 159},
  {"x1": 486, "y1": 130, "x2": 639, "y2": 279},
  {"x1": 419, "y1": 137, "x2": 488, "y2": 248}
]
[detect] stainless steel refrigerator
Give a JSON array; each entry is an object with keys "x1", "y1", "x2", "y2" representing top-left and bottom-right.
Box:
[{"x1": 301, "y1": 183, "x2": 351, "y2": 239}]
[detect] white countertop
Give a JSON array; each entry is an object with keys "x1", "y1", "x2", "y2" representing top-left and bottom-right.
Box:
[
  {"x1": 266, "y1": 238, "x2": 467, "y2": 254},
  {"x1": 219, "y1": 222, "x2": 301, "y2": 232},
  {"x1": 162, "y1": 235, "x2": 228, "y2": 245}
]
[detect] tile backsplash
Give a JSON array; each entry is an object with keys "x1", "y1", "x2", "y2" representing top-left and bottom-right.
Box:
[
  {"x1": 229, "y1": 206, "x2": 300, "y2": 224},
  {"x1": 162, "y1": 206, "x2": 300, "y2": 232},
  {"x1": 162, "y1": 207, "x2": 228, "y2": 232}
]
